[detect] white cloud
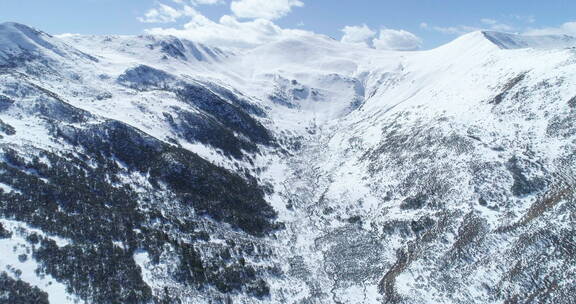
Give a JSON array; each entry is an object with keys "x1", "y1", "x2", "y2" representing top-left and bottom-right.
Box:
[
  {"x1": 373, "y1": 29, "x2": 422, "y2": 51},
  {"x1": 230, "y1": 0, "x2": 304, "y2": 20},
  {"x1": 340, "y1": 24, "x2": 421, "y2": 51},
  {"x1": 480, "y1": 18, "x2": 514, "y2": 32},
  {"x1": 524, "y1": 21, "x2": 576, "y2": 36},
  {"x1": 480, "y1": 18, "x2": 497, "y2": 26},
  {"x1": 138, "y1": 3, "x2": 195, "y2": 23},
  {"x1": 139, "y1": 0, "x2": 225, "y2": 24},
  {"x1": 172, "y1": 0, "x2": 224, "y2": 5},
  {"x1": 340, "y1": 24, "x2": 376, "y2": 47},
  {"x1": 191, "y1": 0, "x2": 224, "y2": 4},
  {"x1": 141, "y1": 1, "x2": 421, "y2": 51},
  {"x1": 421, "y1": 23, "x2": 478, "y2": 35},
  {"x1": 144, "y1": 7, "x2": 313, "y2": 49},
  {"x1": 511, "y1": 15, "x2": 536, "y2": 24}
]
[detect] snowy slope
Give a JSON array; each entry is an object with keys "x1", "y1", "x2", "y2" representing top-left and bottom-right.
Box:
[
  {"x1": 0, "y1": 22, "x2": 575, "y2": 304},
  {"x1": 242, "y1": 29, "x2": 576, "y2": 303}
]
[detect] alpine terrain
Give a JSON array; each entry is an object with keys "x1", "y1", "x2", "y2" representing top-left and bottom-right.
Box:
[{"x1": 0, "y1": 22, "x2": 575, "y2": 303}]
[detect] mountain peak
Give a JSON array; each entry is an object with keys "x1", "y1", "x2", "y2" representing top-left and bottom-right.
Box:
[
  {"x1": 0, "y1": 22, "x2": 97, "y2": 66},
  {"x1": 481, "y1": 30, "x2": 576, "y2": 49},
  {"x1": 0, "y1": 21, "x2": 58, "y2": 59},
  {"x1": 434, "y1": 30, "x2": 502, "y2": 54},
  {"x1": 0, "y1": 21, "x2": 49, "y2": 39}
]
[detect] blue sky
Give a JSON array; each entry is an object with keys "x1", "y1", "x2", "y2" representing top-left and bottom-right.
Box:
[{"x1": 1, "y1": 0, "x2": 575, "y2": 49}]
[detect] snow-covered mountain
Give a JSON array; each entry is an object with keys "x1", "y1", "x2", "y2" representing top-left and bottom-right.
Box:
[{"x1": 0, "y1": 22, "x2": 575, "y2": 304}]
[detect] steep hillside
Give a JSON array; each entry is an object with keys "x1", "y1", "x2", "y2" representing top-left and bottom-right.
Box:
[{"x1": 0, "y1": 22, "x2": 575, "y2": 303}]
